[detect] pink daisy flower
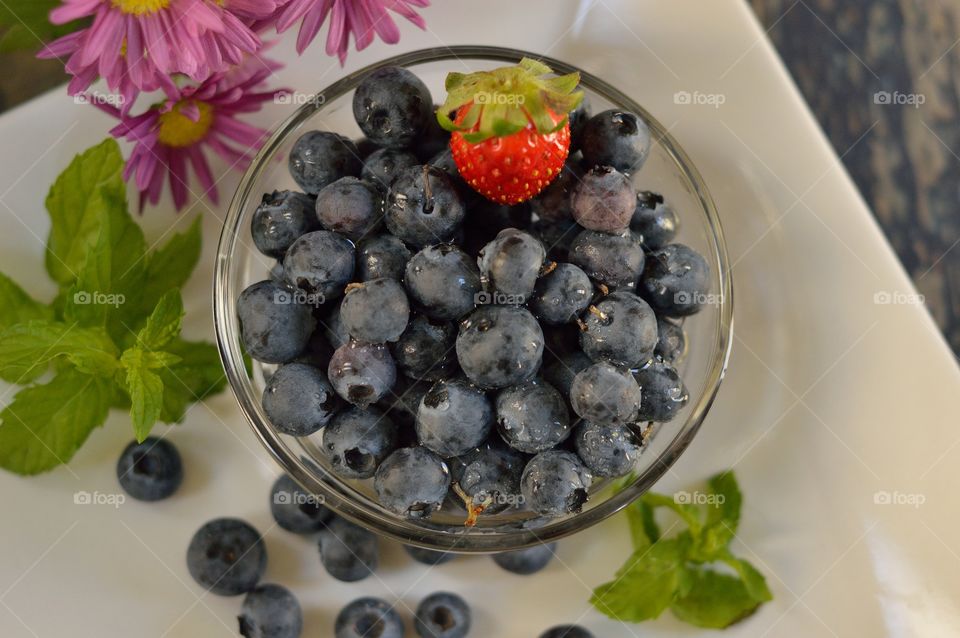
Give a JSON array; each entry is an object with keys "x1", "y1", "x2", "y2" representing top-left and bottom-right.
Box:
[
  {"x1": 99, "y1": 57, "x2": 286, "y2": 211},
  {"x1": 38, "y1": 0, "x2": 276, "y2": 109},
  {"x1": 273, "y1": 0, "x2": 430, "y2": 63}
]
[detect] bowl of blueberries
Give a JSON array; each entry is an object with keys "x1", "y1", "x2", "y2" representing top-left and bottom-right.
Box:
[{"x1": 214, "y1": 45, "x2": 733, "y2": 553}]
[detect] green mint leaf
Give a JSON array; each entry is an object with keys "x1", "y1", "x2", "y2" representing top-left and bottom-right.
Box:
[
  {"x1": 641, "y1": 491, "x2": 703, "y2": 535},
  {"x1": 590, "y1": 534, "x2": 691, "y2": 622},
  {"x1": 0, "y1": 368, "x2": 112, "y2": 474},
  {"x1": 0, "y1": 0, "x2": 86, "y2": 52},
  {"x1": 120, "y1": 348, "x2": 164, "y2": 441},
  {"x1": 45, "y1": 139, "x2": 126, "y2": 286},
  {"x1": 669, "y1": 567, "x2": 766, "y2": 629},
  {"x1": 626, "y1": 499, "x2": 660, "y2": 549},
  {"x1": 0, "y1": 272, "x2": 53, "y2": 329},
  {"x1": 155, "y1": 339, "x2": 226, "y2": 423},
  {"x1": 136, "y1": 290, "x2": 183, "y2": 351},
  {"x1": 0, "y1": 320, "x2": 118, "y2": 382},
  {"x1": 696, "y1": 471, "x2": 744, "y2": 558},
  {"x1": 720, "y1": 553, "x2": 773, "y2": 602},
  {"x1": 134, "y1": 217, "x2": 202, "y2": 322}
]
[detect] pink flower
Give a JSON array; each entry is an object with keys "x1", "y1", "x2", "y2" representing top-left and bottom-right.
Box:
[
  {"x1": 273, "y1": 0, "x2": 430, "y2": 63},
  {"x1": 38, "y1": 0, "x2": 277, "y2": 110},
  {"x1": 100, "y1": 57, "x2": 286, "y2": 211}
]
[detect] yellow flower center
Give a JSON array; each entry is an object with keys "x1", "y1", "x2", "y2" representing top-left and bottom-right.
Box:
[
  {"x1": 112, "y1": 0, "x2": 171, "y2": 16},
  {"x1": 157, "y1": 101, "x2": 214, "y2": 148}
]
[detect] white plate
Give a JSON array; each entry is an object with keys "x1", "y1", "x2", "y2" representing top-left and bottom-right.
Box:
[{"x1": 1, "y1": 1, "x2": 959, "y2": 636}]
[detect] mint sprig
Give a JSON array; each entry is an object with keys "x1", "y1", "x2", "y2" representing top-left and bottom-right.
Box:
[
  {"x1": 591, "y1": 471, "x2": 773, "y2": 629},
  {"x1": 0, "y1": 139, "x2": 226, "y2": 475}
]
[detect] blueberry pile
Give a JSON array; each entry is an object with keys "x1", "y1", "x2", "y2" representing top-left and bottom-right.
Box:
[{"x1": 237, "y1": 65, "x2": 710, "y2": 525}]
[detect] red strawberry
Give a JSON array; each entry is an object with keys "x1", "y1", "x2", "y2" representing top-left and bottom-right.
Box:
[{"x1": 438, "y1": 58, "x2": 584, "y2": 205}]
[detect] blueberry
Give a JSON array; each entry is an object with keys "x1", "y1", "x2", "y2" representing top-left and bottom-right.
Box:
[
  {"x1": 187, "y1": 518, "x2": 266, "y2": 596},
  {"x1": 568, "y1": 228, "x2": 645, "y2": 289},
  {"x1": 288, "y1": 131, "x2": 361, "y2": 194},
  {"x1": 404, "y1": 244, "x2": 481, "y2": 320},
  {"x1": 315, "y1": 177, "x2": 383, "y2": 241},
  {"x1": 491, "y1": 542, "x2": 557, "y2": 575},
  {"x1": 426, "y1": 148, "x2": 460, "y2": 178},
  {"x1": 639, "y1": 243, "x2": 711, "y2": 317},
  {"x1": 463, "y1": 201, "x2": 534, "y2": 255},
  {"x1": 540, "y1": 625, "x2": 595, "y2": 638},
  {"x1": 530, "y1": 263, "x2": 593, "y2": 325},
  {"x1": 251, "y1": 190, "x2": 317, "y2": 259},
  {"x1": 569, "y1": 96, "x2": 592, "y2": 152},
  {"x1": 530, "y1": 218, "x2": 580, "y2": 262},
  {"x1": 580, "y1": 291, "x2": 657, "y2": 367},
  {"x1": 478, "y1": 228, "x2": 546, "y2": 302},
  {"x1": 415, "y1": 105, "x2": 452, "y2": 161},
  {"x1": 574, "y1": 421, "x2": 644, "y2": 478},
  {"x1": 630, "y1": 191, "x2": 677, "y2": 249},
  {"x1": 328, "y1": 342, "x2": 397, "y2": 407},
  {"x1": 634, "y1": 360, "x2": 689, "y2": 422},
  {"x1": 374, "y1": 446, "x2": 450, "y2": 518},
  {"x1": 321, "y1": 302, "x2": 350, "y2": 349},
  {"x1": 340, "y1": 278, "x2": 410, "y2": 343},
  {"x1": 322, "y1": 407, "x2": 399, "y2": 479},
  {"x1": 386, "y1": 166, "x2": 465, "y2": 248},
  {"x1": 393, "y1": 315, "x2": 458, "y2": 381},
  {"x1": 318, "y1": 516, "x2": 379, "y2": 582},
  {"x1": 335, "y1": 598, "x2": 404, "y2": 638},
  {"x1": 580, "y1": 109, "x2": 651, "y2": 173},
  {"x1": 283, "y1": 230, "x2": 355, "y2": 300},
  {"x1": 529, "y1": 163, "x2": 581, "y2": 223},
  {"x1": 116, "y1": 437, "x2": 182, "y2": 501},
  {"x1": 570, "y1": 166, "x2": 636, "y2": 233},
  {"x1": 404, "y1": 545, "x2": 456, "y2": 565},
  {"x1": 362, "y1": 148, "x2": 419, "y2": 191},
  {"x1": 569, "y1": 362, "x2": 641, "y2": 424},
  {"x1": 655, "y1": 316, "x2": 686, "y2": 363},
  {"x1": 357, "y1": 234, "x2": 412, "y2": 281},
  {"x1": 416, "y1": 378, "x2": 493, "y2": 457},
  {"x1": 238, "y1": 584, "x2": 303, "y2": 638},
  {"x1": 377, "y1": 375, "x2": 433, "y2": 421},
  {"x1": 269, "y1": 474, "x2": 333, "y2": 533},
  {"x1": 451, "y1": 444, "x2": 525, "y2": 515},
  {"x1": 414, "y1": 592, "x2": 471, "y2": 638},
  {"x1": 521, "y1": 450, "x2": 593, "y2": 517},
  {"x1": 352, "y1": 66, "x2": 432, "y2": 149},
  {"x1": 262, "y1": 362, "x2": 337, "y2": 436},
  {"x1": 456, "y1": 305, "x2": 544, "y2": 389},
  {"x1": 542, "y1": 350, "x2": 593, "y2": 396},
  {"x1": 238, "y1": 280, "x2": 316, "y2": 363},
  {"x1": 496, "y1": 379, "x2": 571, "y2": 454}
]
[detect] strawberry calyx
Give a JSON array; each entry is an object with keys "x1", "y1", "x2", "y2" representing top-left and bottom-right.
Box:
[{"x1": 437, "y1": 58, "x2": 584, "y2": 144}]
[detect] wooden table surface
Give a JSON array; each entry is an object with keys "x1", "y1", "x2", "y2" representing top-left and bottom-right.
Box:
[{"x1": 1, "y1": 1, "x2": 958, "y2": 356}]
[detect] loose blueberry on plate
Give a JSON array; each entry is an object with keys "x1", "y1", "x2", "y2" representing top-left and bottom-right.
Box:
[
  {"x1": 540, "y1": 625, "x2": 595, "y2": 638},
  {"x1": 262, "y1": 362, "x2": 337, "y2": 436},
  {"x1": 328, "y1": 342, "x2": 397, "y2": 407},
  {"x1": 335, "y1": 597, "x2": 404, "y2": 638},
  {"x1": 630, "y1": 190, "x2": 677, "y2": 249},
  {"x1": 570, "y1": 166, "x2": 636, "y2": 233},
  {"x1": 251, "y1": 190, "x2": 317, "y2": 259},
  {"x1": 478, "y1": 228, "x2": 546, "y2": 302},
  {"x1": 496, "y1": 378, "x2": 571, "y2": 454},
  {"x1": 187, "y1": 518, "x2": 266, "y2": 596},
  {"x1": 580, "y1": 109, "x2": 651, "y2": 173},
  {"x1": 116, "y1": 437, "x2": 183, "y2": 501},
  {"x1": 414, "y1": 591, "x2": 471, "y2": 638},
  {"x1": 238, "y1": 583, "x2": 303, "y2": 638},
  {"x1": 569, "y1": 362, "x2": 642, "y2": 424},
  {"x1": 269, "y1": 474, "x2": 332, "y2": 533},
  {"x1": 530, "y1": 262, "x2": 593, "y2": 325},
  {"x1": 405, "y1": 545, "x2": 456, "y2": 565},
  {"x1": 282, "y1": 230, "x2": 355, "y2": 300},
  {"x1": 356, "y1": 233, "x2": 412, "y2": 281},
  {"x1": 639, "y1": 243, "x2": 711, "y2": 317},
  {"x1": 404, "y1": 244, "x2": 481, "y2": 320},
  {"x1": 456, "y1": 305, "x2": 544, "y2": 389},
  {"x1": 386, "y1": 165, "x2": 465, "y2": 247},
  {"x1": 315, "y1": 177, "x2": 383, "y2": 241},
  {"x1": 521, "y1": 450, "x2": 593, "y2": 517},
  {"x1": 416, "y1": 378, "x2": 494, "y2": 457},
  {"x1": 322, "y1": 407, "x2": 399, "y2": 479},
  {"x1": 362, "y1": 148, "x2": 419, "y2": 191},
  {"x1": 579, "y1": 291, "x2": 657, "y2": 368},
  {"x1": 340, "y1": 278, "x2": 410, "y2": 343},
  {"x1": 238, "y1": 280, "x2": 316, "y2": 363},
  {"x1": 451, "y1": 444, "x2": 526, "y2": 516},
  {"x1": 374, "y1": 446, "x2": 450, "y2": 519},
  {"x1": 392, "y1": 315, "x2": 458, "y2": 381},
  {"x1": 288, "y1": 131, "x2": 361, "y2": 194},
  {"x1": 318, "y1": 516, "x2": 379, "y2": 582},
  {"x1": 568, "y1": 227, "x2": 645, "y2": 289},
  {"x1": 634, "y1": 359, "x2": 689, "y2": 422},
  {"x1": 574, "y1": 421, "x2": 644, "y2": 478},
  {"x1": 491, "y1": 542, "x2": 558, "y2": 575},
  {"x1": 352, "y1": 66, "x2": 433, "y2": 149}
]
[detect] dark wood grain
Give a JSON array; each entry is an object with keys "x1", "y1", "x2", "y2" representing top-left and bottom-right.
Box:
[{"x1": 751, "y1": 0, "x2": 960, "y2": 355}]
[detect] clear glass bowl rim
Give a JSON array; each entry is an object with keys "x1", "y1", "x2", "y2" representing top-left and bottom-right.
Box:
[{"x1": 213, "y1": 45, "x2": 734, "y2": 552}]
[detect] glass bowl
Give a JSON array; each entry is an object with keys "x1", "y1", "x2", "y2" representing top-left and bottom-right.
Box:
[{"x1": 214, "y1": 46, "x2": 733, "y2": 552}]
